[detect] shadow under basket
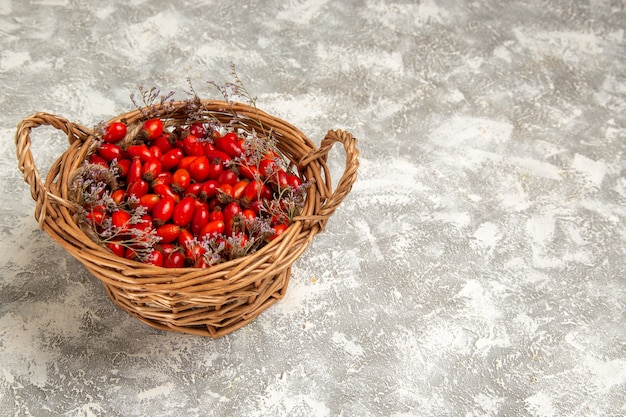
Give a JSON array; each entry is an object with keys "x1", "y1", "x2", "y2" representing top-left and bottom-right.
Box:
[{"x1": 14, "y1": 100, "x2": 359, "y2": 337}]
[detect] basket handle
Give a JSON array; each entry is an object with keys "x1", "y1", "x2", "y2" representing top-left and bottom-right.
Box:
[
  {"x1": 15, "y1": 112, "x2": 91, "y2": 225},
  {"x1": 298, "y1": 129, "x2": 359, "y2": 228}
]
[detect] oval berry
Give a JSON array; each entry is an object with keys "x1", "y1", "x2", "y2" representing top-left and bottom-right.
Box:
[
  {"x1": 191, "y1": 205, "x2": 210, "y2": 236},
  {"x1": 177, "y1": 155, "x2": 198, "y2": 171},
  {"x1": 223, "y1": 201, "x2": 242, "y2": 236},
  {"x1": 112, "y1": 158, "x2": 131, "y2": 178},
  {"x1": 189, "y1": 122, "x2": 206, "y2": 139},
  {"x1": 142, "y1": 158, "x2": 162, "y2": 182},
  {"x1": 155, "y1": 223, "x2": 181, "y2": 244},
  {"x1": 111, "y1": 189, "x2": 126, "y2": 205},
  {"x1": 163, "y1": 250, "x2": 185, "y2": 268},
  {"x1": 126, "y1": 157, "x2": 143, "y2": 184},
  {"x1": 103, "y1": 122, "x2": 127, "y2": 143},
  {"x1": 238, "y1": 164, "x2": 258, "y2": 181},
  {"x1": 268, "y1": 223, "x2": 289, "y2": 241},
  {"x1": 106, "y1": 242, "x2": 126, "y2": 258},
  {"x1": 199, "y1": 220, "x2": 225, "y2": 239},
  {"x1": 184, "y1": 182, "x2": 204, "y2": 197},
  {"x1": 142, "y1": 118, "x2": 164, "y2": 141},
  {"x1": 145, "y1": 249, "x2": 164, "y2": 267},
  {"x1": 86, "y1": 207, "x2": 106, "y2": 226},
  {"x1": 214, "y1": 132, "x2": 244, "y2": 158},
  {"x1": 149, "y1": 145, "x2": 163, "y2": 160},
  {"x1": 152, "y1": 195, "x2": 176, "y2": 225},
  {"x1": 160, "y1": 148, "x2": 184, "y2": 171},
  {"x1": 172, "y1": 168, "x2": 191, "y2": 193},
  {"x1": 286, "y1": 173, "x2": 302, "y2": 189},
  {"x1": 172, "y1": 195, "x2": 196, "y2": 227},
  {"x1": 138, "y1": 194, "x2": 160, "y2": 212},
  {"x1": 241, "y1": 209, "x2": 257, "y2": 222},
  {"x1": 126, "y1": 144, "x2": 153, "y2": 163},
  {"x1": 89, "y1": 154, "x2": 109, "y2": 168},
  {"x1": 126, "y1": 179, "x2": 149, "y2": 200},
  {"x1": 182, "y1": 134, "x2": 204, "y2": 156},
  {"x1": 153, "y1": 134, "x2": 174, "y2": 153},
  {"x1": 153, "y1": 183, "x2": 179, "y2": 202},
  {"x1": 217, "y1": 169, "x2": 238, "y2": 186},
  {"x1": 177, "y1": 228, "x2": 194, "y2": 249},
  {"x1": 233, "y1": 179, "x2": 249, "y2": 200},
  {"x1": 209, "y1": 210, "x2": 224, "y2": 222},
  {"x1": 200, "y1": 180, "x2": 219, "y2": 200},
  {"x1": 204, "y1": 149, "x2": 231, "y2": 167},
  {"x1": 152, "y1": 171, "x2": 172, "y2": 187},
  {"x1": 188, "y1": 156, "x2": 210, "y2": 182},
  {"x1": 98, "y1": 143, "x2": 125, "y2": 162},
  {"x1": 111, "y1": 210, "x2": 132, "y2": 230}
]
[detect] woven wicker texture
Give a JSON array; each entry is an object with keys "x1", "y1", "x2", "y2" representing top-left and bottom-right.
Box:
[{"x1": 15, "y1": 100, "x2": 359, "y2": 337}]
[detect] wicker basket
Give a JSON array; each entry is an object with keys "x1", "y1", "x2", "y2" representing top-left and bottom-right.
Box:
[{"x1": 14, "y1": 100, "x2": 359, "y2": 337}]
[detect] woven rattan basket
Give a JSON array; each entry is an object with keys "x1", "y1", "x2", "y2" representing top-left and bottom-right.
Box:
[{"x1": 15, "y1": 100, "x2": 359, "y2": 337}]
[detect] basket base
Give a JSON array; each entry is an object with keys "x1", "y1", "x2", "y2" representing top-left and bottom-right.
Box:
[{"x1": 102, "y1": 268, "x2": 291, "y2": 338}]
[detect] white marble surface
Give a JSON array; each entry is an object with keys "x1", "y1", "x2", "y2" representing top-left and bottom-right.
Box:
[{"x1": 1, "y1": 1, "x2": 625, "y2": 416}]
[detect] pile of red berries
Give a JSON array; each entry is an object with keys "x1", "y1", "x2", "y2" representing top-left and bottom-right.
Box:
[{"x1": 73, "y1": 117, "x2": 307, "y2": 268}]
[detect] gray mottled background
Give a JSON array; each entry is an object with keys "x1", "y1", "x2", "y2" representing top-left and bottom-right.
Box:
[{"x1": 1, "y1": 0, "x2": 625, "y2": 416}]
